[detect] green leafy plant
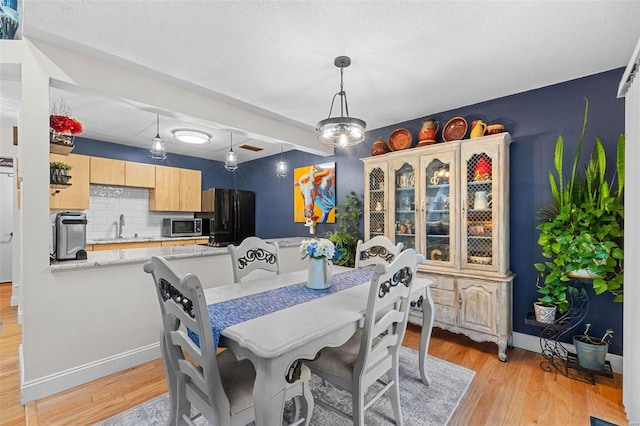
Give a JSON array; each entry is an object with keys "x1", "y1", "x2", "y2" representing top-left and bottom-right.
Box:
[
  {"x1": 324, "y1": 191, "x2": 362, "y2": 267},
  {"x1": 534, "y1": 98, "x2": 624, "y2": 313},
  {"x1": 50, "y1": 161, "x2": 72, "y2": 170}
]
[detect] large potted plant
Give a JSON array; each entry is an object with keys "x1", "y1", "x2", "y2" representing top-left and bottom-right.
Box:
[
  {"x1": 534, "y1": 99, "x2": 624, "y2": 321},
  {"x1": 324, "y1": 191, "x2": 362, "y2": 267}
]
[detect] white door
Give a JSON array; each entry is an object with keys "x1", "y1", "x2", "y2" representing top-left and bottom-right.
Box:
[{"x1": 0, "y1": 167, "x2": 13, "y2": 283}]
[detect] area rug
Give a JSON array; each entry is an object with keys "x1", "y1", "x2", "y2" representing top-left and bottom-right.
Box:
[{"x1": 95, "y1": 346, "x2": 475, "y2": 426}]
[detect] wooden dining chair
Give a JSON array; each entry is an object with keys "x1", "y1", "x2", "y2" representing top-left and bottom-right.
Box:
[
  {"x1": 305, "y1": 249, "x2": 421, "y2": 426},
  {"x1": 227, "y1": 236, "x2": 281, "y2": 283},
  {"x1": 143, "y1": 256, "x2": 313, "y2": 426},
  {"x1": 354, "y1": 235, "x2": 404, "y2": 269}
]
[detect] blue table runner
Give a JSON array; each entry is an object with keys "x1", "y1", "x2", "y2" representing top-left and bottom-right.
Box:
[{"x1": 190, "y1": 269, "x2": 374, "y2": 348}]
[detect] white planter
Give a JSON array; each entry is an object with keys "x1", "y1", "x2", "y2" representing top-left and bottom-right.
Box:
[
  {"x1": 567, "y1": 268, "x2": 602, "y2": 280},
  {"x1": 533, "y1": 302, "x2": 557, "y2": 324}
]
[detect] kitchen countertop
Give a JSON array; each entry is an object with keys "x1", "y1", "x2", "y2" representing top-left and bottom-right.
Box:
[
  {"x1": 51, "y1": 237, "x2": 305, "y2": 271},
  {"x1": 87, "y1": 236, "x2": 206, "y2": 245}
]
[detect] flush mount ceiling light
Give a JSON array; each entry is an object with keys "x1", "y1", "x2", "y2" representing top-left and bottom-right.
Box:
[
  {"x1": 276, "y1": 145, "x2": 287, "y2": 178},
  {"x1": 149, "y1": 114, "x2": 166, "y2": 160},
  {"x1": 316, "y1": 55, "x2": 366, "y2": 148},
  {"x1": 224, "y1": 133, "x2": 238, "y2": 172},
  {"x1": 172, "y1": 129, "x2": 211, "y2": 145}
]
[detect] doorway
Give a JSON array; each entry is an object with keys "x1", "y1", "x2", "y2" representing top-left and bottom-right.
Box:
[{"x1": 0, "y1": 166, "x2": 13, "y2": 283}]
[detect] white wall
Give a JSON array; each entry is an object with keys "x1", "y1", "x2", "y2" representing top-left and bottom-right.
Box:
[{"x1": 618, "y1": 37, "x2": 640, "y2": 426}]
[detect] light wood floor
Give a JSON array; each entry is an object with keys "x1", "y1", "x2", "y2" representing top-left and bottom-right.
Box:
[{"x1": 0, "y1": 283, "x2": 629, "y2": 425}]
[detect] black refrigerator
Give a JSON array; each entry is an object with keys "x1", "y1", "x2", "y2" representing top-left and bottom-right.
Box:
[{"x1": 197, "y1": 189, "x2": 255, "y2": 246}]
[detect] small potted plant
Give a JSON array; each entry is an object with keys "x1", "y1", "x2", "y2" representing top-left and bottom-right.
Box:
[
  {"x1": 50, "y1": 99, "x2": 83, "y2": 149},
  {"x1": 573, "y1": 323, "x2": 613, "y2": 371},
  {"x1": 534, "y1": 99, "x2": 624, "y2": 322},
  {"x1": 324, "y1": 191, "x2": 363, "y2": 267},
  {"x1": 50, "y1": 161, "x2": 72, "y2": 184}
]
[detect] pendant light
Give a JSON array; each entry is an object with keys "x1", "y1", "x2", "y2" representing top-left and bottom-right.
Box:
[
  {"x1": 224, "y1": 133, "x2": 238, "y2": 171},
  {"x1": 149, "y1": 114, "x2": 166, "y2": 160},
  {"x1": 316, "y1": 56, "x2": 366, "y2": 147},
  {"x1": 276, "y1": 145, "x2": 287, "y2": 178}
]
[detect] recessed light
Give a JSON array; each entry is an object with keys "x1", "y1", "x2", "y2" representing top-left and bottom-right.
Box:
[{"x1": 172, "y1": 129, "x2": 211, "y2": 145}]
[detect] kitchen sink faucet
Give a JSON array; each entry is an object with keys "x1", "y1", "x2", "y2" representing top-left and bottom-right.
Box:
[{"x1": 118, "y1": 214, "x2": 125, "y2": 238}]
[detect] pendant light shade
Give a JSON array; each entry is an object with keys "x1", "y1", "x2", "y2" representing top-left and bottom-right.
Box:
[
  {"x1": 316, "y1": 56, "x2": 366, "y2": 147},
  {"x1": 276, "y1": 145, "x2": 287, "y2": 178},
  {"x1": 224, "y1": 133, "x2": 238, "y2": 171},
  {"x1": 149, "y1": 114, "x2": 166, "y2": 160}
]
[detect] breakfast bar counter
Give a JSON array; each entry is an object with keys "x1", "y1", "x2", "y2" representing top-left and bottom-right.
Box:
[{"x1": 50, "y1": 237, "x2": 306, "y2": 271}]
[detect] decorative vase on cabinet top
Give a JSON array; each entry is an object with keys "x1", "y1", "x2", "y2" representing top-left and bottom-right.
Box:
[
  {"x1": 418, "y1": 118, "x2": 439, "y2": 145},
  {"x1": 470, "y1": 120, "x2": 487, "y2": 138},
  {"x1": 371, "y1": 137, "x2": 390, "y2": 156}
]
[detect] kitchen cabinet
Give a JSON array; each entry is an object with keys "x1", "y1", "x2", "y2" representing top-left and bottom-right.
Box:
[
  {"x1": 178, "y1": 168, "x2": 202, "y2": 211},
  {"x1": 161, "y1": 238, "x2": 209, "y2": 247},
  {"x1": 150, "y1": 166, "x2": 201, "y2": 212},
  {"x1": 362, "y1": 133, "x2": 514, "y2": 360},
  {"x1": 90, "y1": 157, "x2": 124, "y2": 185},
  {"x1": 50, "y1": 153, "x2": 90, "y2": 210},
  {"x1": 88, "y1": 241, "x2": 162, "y2": 251},
  {"x1": 125, "y1": 161, "x2": 155, "y2": 188},
  {"x1": 90, "y1": 158, "x2": 155, "y2": 188}
]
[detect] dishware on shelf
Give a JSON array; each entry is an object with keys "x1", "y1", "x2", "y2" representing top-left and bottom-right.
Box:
[
  {"x1": 473, "y1": 191, "x2": 492, "y2": 210},
  {"x1": 486, "y1": 123, "x2": 505, "y2": 135},
  {"x1": 371, "y1": 137, "x2": 389, "y2": 156},
  {"x1": 442, "y1": 117, "x2": 468, "y2": 141},
  {"x1": 388, "y1": 128, "x2": 413, "y2": 151},
  {"x1": 418, "y1": 118, "x2": 439, "y2": 145},
  {"x1": 470, "y1": 120, "x2": 487, "y2": 138},
  {"x1": 473, "y1": 156, "x2": 492, "y2": 181},
  {"x1": 469, "y1": 255, "x2": 492, "y2": 265}
]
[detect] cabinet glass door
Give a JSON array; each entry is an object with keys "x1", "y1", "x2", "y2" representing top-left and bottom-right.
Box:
[
  {"x1": 367, "y1": 166, "x2": 386, "y2": 239},
  {"x1": 464, "y1": 152, "x2": 494, "y2": 267},
  {"x1": 424, "y1": 158, "x2": 453, "y2": 265},
  {"x1": 393, "y1": 163, "x2": 416, "y2": 250}
]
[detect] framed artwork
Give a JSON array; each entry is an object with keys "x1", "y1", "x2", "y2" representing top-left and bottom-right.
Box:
[{"x1": 294, "y1": 162, "x2": 336, "y2": 223}]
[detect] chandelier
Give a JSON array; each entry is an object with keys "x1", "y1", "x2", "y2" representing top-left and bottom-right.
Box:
[{"x1": 316, "y1": 56, "x2": 366, "y2": 147}]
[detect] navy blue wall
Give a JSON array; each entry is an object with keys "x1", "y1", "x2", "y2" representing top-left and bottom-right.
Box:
[
  {"x1": 243, "y1": 68, "x2": 625, "y2": 355},
  {"x1": 75, "y1": 68, "x2": 625, "y2": 354}
]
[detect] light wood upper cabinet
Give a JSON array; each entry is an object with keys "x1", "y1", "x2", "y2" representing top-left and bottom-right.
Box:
[
  {"x1": 149, "y1": 166, "x2": 200, "y2": 211},
  {"x1": 90, "y1": 157, "x2": 125, "y2": 185},
  {"x1": 150, "y1": 165, "x2": 180, "y2": 211},
  {"x1": 50, "y1": 153, "x2": 90, "y2": 210},
  {"x1": 179, "y1": 168, "x2": 202, "y2": 211},
  {"x1": 124, "y1": 161, "x2": 155, "y2": 188}
]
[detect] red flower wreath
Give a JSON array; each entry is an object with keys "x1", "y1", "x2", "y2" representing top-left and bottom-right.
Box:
[{"x1": 50, "y1": 115, "x2": 83, "y2": 134}]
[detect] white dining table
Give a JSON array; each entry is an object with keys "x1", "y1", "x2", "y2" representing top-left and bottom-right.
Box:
[{"x1": 167, "y1": 266, "x2": 434, "y2": 426}]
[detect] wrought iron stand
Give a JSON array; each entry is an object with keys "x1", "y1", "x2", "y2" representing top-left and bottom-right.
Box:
[{"x1": 525, "y1": 280, "x2": 614, "y2": 384}]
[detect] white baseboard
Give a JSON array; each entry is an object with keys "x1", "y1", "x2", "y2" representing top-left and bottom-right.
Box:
[
  {"x1": 512, "y1": 331, "x2": 623, "y2": 374},
  {"x1": 10, "y1": 294, "x2": 18, "y2": 306},
  {"x1": 20, "y1": 342, "x2": 161, "y2": 404}
]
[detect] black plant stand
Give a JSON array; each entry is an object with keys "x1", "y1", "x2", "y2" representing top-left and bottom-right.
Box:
[{"x1": 525, "y1": 280, "x2": 613, "y2": 384}]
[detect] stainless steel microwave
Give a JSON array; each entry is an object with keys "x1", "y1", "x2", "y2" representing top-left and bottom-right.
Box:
[{"x1": 162, "y1": 218, "x2": 202, "y2": 237}]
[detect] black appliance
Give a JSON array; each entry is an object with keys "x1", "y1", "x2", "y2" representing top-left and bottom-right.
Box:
[{"x1": 196, "y1": 189, "x2": 255, "y2": 246}]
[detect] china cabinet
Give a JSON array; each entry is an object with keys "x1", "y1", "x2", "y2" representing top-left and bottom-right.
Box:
[{"x1": 362, "y1": 132, "x2": 515, "y2": 360}]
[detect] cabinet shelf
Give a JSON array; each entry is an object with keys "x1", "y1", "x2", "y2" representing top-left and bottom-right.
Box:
[
  {"x1": 427, "y1": 183, "x2": 450, "y2": 189},
  {"x1": 468, "y1": 180, "x2": 493, "y2": 186},
  {"x1": 426, "y1": 234, "x2": 449, "y2": 238},
  {"x1": 49, "y1": 142, "x2": 75, "y2": 155},
  {"x1": 396, "y1": 187, "x2": 414, "y2": 191}
]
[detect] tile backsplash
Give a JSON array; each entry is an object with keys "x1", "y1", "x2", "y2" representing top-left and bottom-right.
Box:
[{"x1": 81, "y1": 185, "x2": 194, "y2": 240}]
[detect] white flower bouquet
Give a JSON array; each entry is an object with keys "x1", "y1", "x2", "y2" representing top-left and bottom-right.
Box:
[{"x1": 299, "y1": 238, "x2": 335, "y2": 260}]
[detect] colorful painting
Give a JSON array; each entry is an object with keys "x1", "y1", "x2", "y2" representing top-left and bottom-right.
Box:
[{"x1": 294, "y1": 162, "x2": 336, "y2": 223}]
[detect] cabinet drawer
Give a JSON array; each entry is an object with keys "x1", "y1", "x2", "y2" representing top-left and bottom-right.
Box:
[
  {"x1": 434, "y1": 304, "x2": 457, "y2": 326},
  {"x1": 421, "y1": 273, "x2": 455, "y2": 291},
  {"x1": 430, "y1": 288, "x2": 456, "y2": 307}
]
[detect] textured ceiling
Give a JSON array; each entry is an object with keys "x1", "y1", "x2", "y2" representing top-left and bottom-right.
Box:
[{"x1": 3, "y1": 1, "x2": 640, "y2": 162}]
